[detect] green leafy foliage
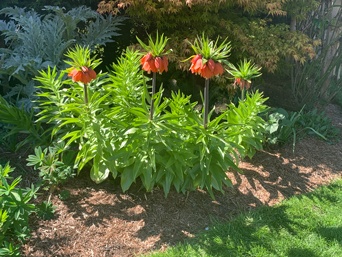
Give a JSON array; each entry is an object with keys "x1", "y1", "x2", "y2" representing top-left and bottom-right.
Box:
[
  {"x1": 98, "y1": 0, "x2": 319, "y2": 73},
  {"x1": 224, "y1": 92, "x2": 269, "y2": 158},
  {"x1": 298, "y1": 109, "x2": 340, "y2": 140},
  {"x1": 0, "y1": 163, "x2": 38, "y2": 255},
  {"x1": 35, "y1": 51, "x2": 133, "y2": 183},
  {"x1": 58, "y1": 189, "x2": 71, "y2": 201},
  {"x1": 0, "y1": 95, "x2": 45, "y2": 150},
  {"x1": 264, "y1": 107, "x2": 301, "y2": 146},
  {"x1": 187, "y1": 33, "x2": 231, "y2": 62},
  {"x1": 25, "y1": 143, "x2": 74, "y2": 220},
  {"x1": 35, "y1": 46, "x2": 269, "y2": 198},
  {"x1": 0, "y1": 5, "x2": 125, "y2": 107},
  {"x1": 227, "y1": 59, "x2": 262, "y2": 83},
  {"x1": 264, "y1": 107, "x2": 339, "y2": 151},
  {"x1": 26, "y1": 144, "x2": 75, "y2": 192},
  {"x1": 35, "y1": 201, "x2": 56, "y2": 220},
  {"x1": 137, "y1": 31, "x2": 171, "y2": 57}
]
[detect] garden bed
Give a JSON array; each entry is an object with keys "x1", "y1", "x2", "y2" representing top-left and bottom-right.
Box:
[{"x1": 20, "y1": 104, "x2": 342, "y2": 257}]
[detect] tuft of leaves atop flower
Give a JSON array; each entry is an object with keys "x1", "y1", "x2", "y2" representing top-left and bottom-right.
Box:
[
  {"x1": 136, "y1": 31, "x2": 172, "y2": 57},
  {"x1": 227, "y1": 59, "x2": 262, "y2": 83},
  {"x1": 187, "y1": 33, "x2": 231, "y2": 64},
  {"x1": 64, "y1": 45, "x2": 101, "y2": 71}
]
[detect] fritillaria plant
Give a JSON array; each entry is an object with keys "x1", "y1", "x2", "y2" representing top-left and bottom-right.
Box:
[
  {"x1": 187, "y1": 33, "x2": 231, "y2": 128},
  {"x1": 137, "y1": 32, "x2": 171, "y2": 120},
  {"x1": 227, "y1": 59, "x2": 262, "y2": 100},
  {"x1": 65, "y1": 45, "x2": 101, "y2": 105}
]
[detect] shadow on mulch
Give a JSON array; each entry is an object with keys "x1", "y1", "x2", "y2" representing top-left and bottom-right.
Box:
[{"x1": 22, "y1": 105, "x2": 342, "y2": 257}]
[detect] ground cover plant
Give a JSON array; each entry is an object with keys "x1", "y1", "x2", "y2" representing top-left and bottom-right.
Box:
[
  {"x1": 263, "y1": 107, "x2": 340, "y2": 151},
  {"x1": 0, "y1": 163, "x2": 38, "y2": 256},
  {"x1": 145, "y1": 179, "x2": 342, "y2": 257}
]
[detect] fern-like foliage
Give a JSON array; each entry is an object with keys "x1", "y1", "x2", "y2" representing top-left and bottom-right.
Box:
[
  {"x1": 81, "y1": 15, "x2": 126, "y2": 48},
  {"x1": 0, "y1": 5, "x2": 126, "y2": 105}
]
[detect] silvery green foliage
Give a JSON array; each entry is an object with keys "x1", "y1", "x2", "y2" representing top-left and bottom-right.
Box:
[{"x1": 0, "y1": 5, "x2": 125, "y2": 108}]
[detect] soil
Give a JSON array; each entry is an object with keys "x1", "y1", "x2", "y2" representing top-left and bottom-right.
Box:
[{"x1": 19, "y1": 104, "x2": 342, "y2": 257}]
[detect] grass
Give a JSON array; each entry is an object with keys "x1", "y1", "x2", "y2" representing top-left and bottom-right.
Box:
[{"x1": 145, "y1": 180, "x2": 342, "y2": 257}]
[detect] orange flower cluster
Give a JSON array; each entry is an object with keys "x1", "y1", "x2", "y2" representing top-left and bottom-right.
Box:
[
  {"x1": 190, "y1": 54, "x2": 224, "y2": 79},
  {"x1": 141, "y1": 52, "x2": 168, "y2": 74},
  {"x1": 234, "y1": 77, "x2": 251, "y2": 90},
  {"x1": 68, "y1": 66, "x2": 96, "y2": 84}
]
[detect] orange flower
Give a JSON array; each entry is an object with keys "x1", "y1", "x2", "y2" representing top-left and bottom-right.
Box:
[
  {"x1": 68, "y1": 66, "x2": 96, "y2": 84},
  {"x1": 141, "y1": 52, "x2": 168, "y2": 74},
  {"x1": 163, "y1": 57, "x2": 169, "y2": 72},
  {"x1": 201, "y1": 63, "x2": 214, "y2": 79},
  {"x1": 234, "y1": 77, "x2": 242, "y2": 87},
  {"x1": 190, "y1": 54, "x2": 203, "y2": 74},
  {"x1": 233, "y1": 77, "x2": 250, "y2": 89},
  {"x1": 213, "y1": 62, "x2": 224, "y2": 76},
  {"x1": 207, "y1": 59, "x2": 215, "y2": 72},
  {"x1": 155, "y1": 56, "x2": 168, "y2": 73},
  {"x1": 141, "y1": 52, "x2": 153, "y2": 65},
  {"x1": 190, "y1": 56, "x2": 224, "y2": 79},
  {"x1": 142, "y1": 58, "x2": 158, "y2": 73}
]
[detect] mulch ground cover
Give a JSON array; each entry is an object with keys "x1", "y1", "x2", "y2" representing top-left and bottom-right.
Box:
[{"x1": 17, "y1": 104, "x2": 342, "y2": 257}]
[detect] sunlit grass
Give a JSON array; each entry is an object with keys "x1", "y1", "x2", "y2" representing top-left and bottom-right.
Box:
[{"x1": 145, "y1": 180, "x2": 342, "y2": 257}]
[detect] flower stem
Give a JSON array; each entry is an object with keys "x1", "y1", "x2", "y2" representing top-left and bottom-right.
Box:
[
  {"x1": 150, "y1": 72, "x2": 157, "y2": 120},
  {"x1": 241, "y1": 88, "x2": 245, "y2": 101},
  {"x1": 204, "y1": 78, "x2": 210, "y2": 129},
  {"x1": 84, "y1": 83, "x2": 89, "y2": 105}
]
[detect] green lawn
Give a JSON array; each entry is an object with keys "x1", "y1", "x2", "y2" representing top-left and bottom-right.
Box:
[{"x1": 145, "y1": 180, "x2": 342, "y2": 257}]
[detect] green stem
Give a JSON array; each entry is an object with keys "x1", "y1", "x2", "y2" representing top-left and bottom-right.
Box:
[
  {"x1": 204, "y1": 78, "x2": 210, "y2": 129},
  {"x1": 241, "y1": 88, "x2": 245, "y2": 101},
  {"x1": 150, "y1": 72, "x2": 157, "y2": 120},
  {"x1": 84, "y1": 83, "x2": 89, "y2": 105}
]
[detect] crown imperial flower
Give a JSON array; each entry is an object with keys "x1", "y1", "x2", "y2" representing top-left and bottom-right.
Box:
[
  {"x1": 68, "y1": 66, "x2": 97, "y2": 84},
  {"x1": 227, "y1": 59, "x2": 261, "y2": 90},
  {"x1": 65, "y1": 45, "x2": 100, "y2": 84},
  {"x1": 141, "y1": 53, "x2": 169, "y2": 74},
  {"x1": 189, "y1": 55, "x2": 224, "y2": 79},
  {"x1": 187, "y1": 33, "x2": 230, "y2": 79},
  {"x1": 137, "y1": 31, "x2": 171, "y2": 74}
]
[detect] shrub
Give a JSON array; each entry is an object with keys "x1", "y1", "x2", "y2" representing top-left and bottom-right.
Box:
[
  {"x1": 26, "y1": 143, "x2": 75, "y2": 205},
  {"x1": 98, "y1": 0, "x2": 319, "y2": 73},
  {"x1": 0, "y1": 5, "x2": 125, "y2": 109},
  {"x1": 264, "y1": 107, "x2": 340, "y2": 151},
  {"x1": 35, "y1": 45, "x2": 269, "y2": 198},
  {"x1": 0, "y1": 163, "x2": 38, "y2": 256}
]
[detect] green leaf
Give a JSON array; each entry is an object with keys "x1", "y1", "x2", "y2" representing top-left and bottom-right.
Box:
[
  {"x1": 162, "y1": 172, "x2": 174, "y2": 197},
  {"x1": 120, "y1": 165, "x2": 136, "y2": 192},
  {"x1": 90, "y1": 155, "x2": 110, "y2": 184}
]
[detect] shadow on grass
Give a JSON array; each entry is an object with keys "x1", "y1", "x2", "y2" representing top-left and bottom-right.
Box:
[
  {"x1": 174, "y1": 181, "x2": 342, "y2": 257},
  {"x1": 287, "y1": 248, "x2": 320, "y2": 257},
  {"x1": 187, "y1": 205, "x2": 296, "y2": 257},
  {"x1": 318, "y1": 226, "x2": 342, "y2": 244}
]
